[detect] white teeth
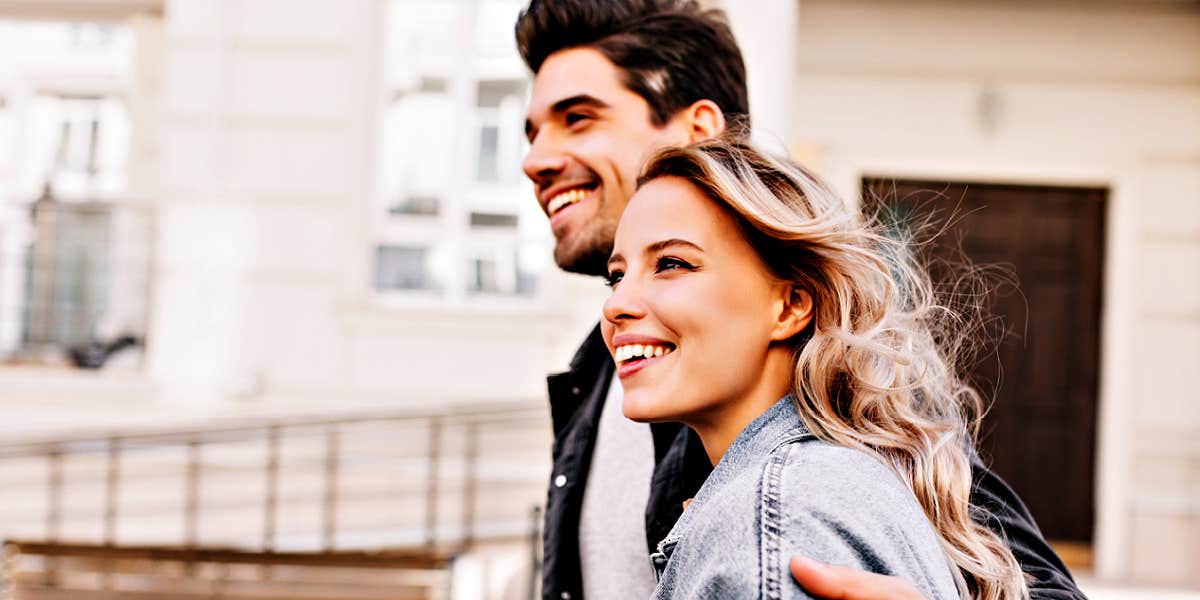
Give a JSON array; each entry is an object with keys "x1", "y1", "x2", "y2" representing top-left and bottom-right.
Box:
[
  {"x1": 613, "y1": 343, "x2": 674, "y2": 364},
  {"x1": 547, "y1": 188, "x2": 588, "y2": 216}
]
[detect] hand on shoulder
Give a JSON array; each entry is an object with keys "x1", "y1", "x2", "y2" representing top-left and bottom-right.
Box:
[{"x1": 789, "y1": 556, "x2": 927, "y2": 600}]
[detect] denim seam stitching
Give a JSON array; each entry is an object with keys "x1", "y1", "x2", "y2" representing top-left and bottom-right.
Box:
[{"x1": 760, "y1": 443, "x2": 789, "y2": 600}]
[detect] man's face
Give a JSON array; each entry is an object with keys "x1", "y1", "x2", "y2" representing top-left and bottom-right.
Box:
[{"x1": 524, "y1": 47, "x2": 691, "y2": 276}]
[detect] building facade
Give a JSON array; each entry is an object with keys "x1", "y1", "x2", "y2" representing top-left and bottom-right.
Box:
[{"x1": 0, "y1": 0, "x2": 1196, "y2": 593}]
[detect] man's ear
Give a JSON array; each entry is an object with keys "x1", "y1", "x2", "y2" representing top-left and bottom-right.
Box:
[
  {"x1": 682, "y1": 99, "x2": 726, "y2": 142},
  {"x1": 771, "y1": 286, "x2": 814, "y2": 342}
]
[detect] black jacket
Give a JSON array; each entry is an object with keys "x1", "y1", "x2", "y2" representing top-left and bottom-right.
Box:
[{"x1": 542, "y1": 326, "x2": 1085, "y2": 600}]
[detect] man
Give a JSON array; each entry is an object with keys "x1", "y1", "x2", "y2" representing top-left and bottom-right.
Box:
[{"x1": 515, "y1": 1, "x2": 1085, "y2": 599}]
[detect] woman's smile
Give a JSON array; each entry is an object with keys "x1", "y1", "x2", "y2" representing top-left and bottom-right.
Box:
[{"x1": 611, "y1": 334, "x2": 678, "y2": 379}]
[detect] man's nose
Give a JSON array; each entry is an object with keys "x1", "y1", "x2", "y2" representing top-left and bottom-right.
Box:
[
  {"x1": 522, "y1": 134, "x2": 569, "y2": 185},
  {"x1": 602, "y1": 278, "x2": 648, "y2": 325}
]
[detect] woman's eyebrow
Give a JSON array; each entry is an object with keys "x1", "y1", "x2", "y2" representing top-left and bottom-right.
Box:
[
  {"x1": 608, "y1": 238, "x2": 702, "y2": 270},
  {"x1": 645, "y1": 238, "x2": 703, "y2": 255},
  {"x1": 606, "y1": 253, "x2": 625, "y2": 270}
]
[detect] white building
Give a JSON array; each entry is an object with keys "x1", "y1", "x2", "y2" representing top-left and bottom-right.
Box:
[{"x1": 0, "y1": 0, "x2": 1195, "y2": 596}]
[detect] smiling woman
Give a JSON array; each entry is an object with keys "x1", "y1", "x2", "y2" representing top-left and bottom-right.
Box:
[{"x1": 601, "y1": 138, "x2": 1030, "y2": 600}]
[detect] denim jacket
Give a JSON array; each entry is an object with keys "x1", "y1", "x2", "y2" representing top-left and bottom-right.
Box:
[{"x1": 650, "y1": 396, "x2": 961, "y2": 600}]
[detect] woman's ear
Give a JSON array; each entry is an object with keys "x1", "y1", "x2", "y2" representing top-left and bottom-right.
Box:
[
  {"x1": 683, "y1": 99, "x2": 726, "y2": 142},
  {"x1": 771, "y1": 286, "x2": 814, "y2": 342}
]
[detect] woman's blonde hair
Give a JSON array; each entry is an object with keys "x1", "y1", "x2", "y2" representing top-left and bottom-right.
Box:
[{"x1": 639, "y1": 137, "x2": 1029, "y2": 600}]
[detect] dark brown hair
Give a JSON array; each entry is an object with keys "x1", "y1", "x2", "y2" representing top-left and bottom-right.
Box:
[{"x1": 515, "y1": 0, "x2": 749, "y2": 127}]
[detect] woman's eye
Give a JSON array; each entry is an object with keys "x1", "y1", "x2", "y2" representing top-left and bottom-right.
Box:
[
  {"x1": 655, "y1": 257, "x2": 693, "y2": 273},
  {"x1": 604, "y1": 270, "x2": 623, "y2": 288}
]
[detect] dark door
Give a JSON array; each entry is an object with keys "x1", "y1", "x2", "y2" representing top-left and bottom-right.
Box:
[{"x1": 862, "y1": 178, "x2": 1105, "y2": 544}]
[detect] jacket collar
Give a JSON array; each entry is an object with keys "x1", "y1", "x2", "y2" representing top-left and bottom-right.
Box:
[
  {"x1": 659, "y1": 395, "x2": 813, "y2": 549},
  {"x1": 568, "y1": 323, "x2": 610, "y2": 372},
  {"x1": 546, "y1": 324, "x2": 613, "y2": 437}
]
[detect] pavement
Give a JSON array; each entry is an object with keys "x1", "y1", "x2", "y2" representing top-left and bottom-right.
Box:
[{"x1": 1078, "y1": 575, "x2": 1200, "y2": 599}]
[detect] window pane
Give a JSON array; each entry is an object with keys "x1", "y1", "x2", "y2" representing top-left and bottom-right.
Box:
[
  {"x1": 468, "y1": 258, "x2": 499, "y2": 294},
  {"x1": 374, "y1": 246, "x2": 432, "y2": 291},
  {"x1": 477, "y1": 125, "x2": 499, "y2": 182},
  {"x1": 476, "y1": 80, "x2": 524, "y2": 109},
  {"x1": 380, "y1": 92, "x2": 454, "y2": 215},
  {"x1": 473, "y1": 0, "x2": 527, "y2": 56}
]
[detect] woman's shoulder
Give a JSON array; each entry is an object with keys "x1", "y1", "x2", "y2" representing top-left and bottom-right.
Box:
[
  {"x1": 770, "y1": 438, "x2": 914, "y2": 504},
  {"x1": 762, "y1": 438, "x2": 961, "y2": 599}
]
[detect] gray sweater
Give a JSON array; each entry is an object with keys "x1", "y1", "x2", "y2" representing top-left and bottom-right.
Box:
[{"x1": 650, "y1": 396, "x2": 961, "y2": 599}]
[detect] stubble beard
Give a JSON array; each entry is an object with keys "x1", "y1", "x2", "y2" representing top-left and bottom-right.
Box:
[{"x1": 553, "y1": 219, "x2": 616, "y2": 277}]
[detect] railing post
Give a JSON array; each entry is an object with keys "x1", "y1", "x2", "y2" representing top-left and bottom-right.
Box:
[
  {"x1": 101, "y1": 437, "x2": 121, "y2": 591},
  {"x1": 321, "y1": 427, "x2": 340, "y2": 552},
  {"x1": 263, "y1": 425, "x2": 281, "y2": 552},
  {"x1": 461, "y1": 421, "x2": 478, "y2": 550},
  {"x1": 424, "y1": 417, "x2": 442, "y2": 552},
  {"x1": 184, "y1": 438, "x2": 201, "y2": 549},
  {"x1": 528, "y1": 505, "x2": 542, "y2": 600},
  {"x1": 45, "y1": 446, "x2": 62, "y2": 542},
  {"x1": 103, "y1": 438, "x2": 121, "y2": 546},
  {"x1": 44, "y1": 446, "x2": 63, "y2": 588}
]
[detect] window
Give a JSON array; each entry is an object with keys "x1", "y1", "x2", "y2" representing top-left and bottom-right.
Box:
[
  {"x1": 475, "y1": 79, "x2": 525, "y2": 183},
  {"x1": 0, "y1": 20, "x2": 144, "y2": 366},
  {"x1": 374, "y1": 246, "x2": 434, "y2": 292},
  {"x1": 53, "y1": 96, "x2": 103, "y2": 174},
  {"x1": 373, "y1": 0, "x2": 548, "y2": 303}
]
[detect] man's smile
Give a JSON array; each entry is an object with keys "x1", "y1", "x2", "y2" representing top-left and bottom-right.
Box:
[
  {"x1": 543, "y1": 182, "x2": 601, "y2": 234},
  {"x1": 548, "y1": 187, "x2": 588, "y2": 217}
]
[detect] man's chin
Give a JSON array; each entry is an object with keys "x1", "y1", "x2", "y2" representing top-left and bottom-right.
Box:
[{"x1": 553, "y1": 238, "x2": 612, "y2": 277}]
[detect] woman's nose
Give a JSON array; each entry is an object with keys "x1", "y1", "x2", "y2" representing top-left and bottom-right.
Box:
[{"x1": 602, "y1": 279, "x2": 647, "y2": 325}]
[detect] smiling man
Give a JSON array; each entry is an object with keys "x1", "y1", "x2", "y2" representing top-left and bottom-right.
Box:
[{"x1": 515, "y1": 2, "x2": 1085, "y2": 599}]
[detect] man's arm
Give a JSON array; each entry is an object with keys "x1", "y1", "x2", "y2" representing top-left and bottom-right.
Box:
[
  {"x1": 968, "y1": 452, "x2": 1086, "y2": 600},
  {"x1": 790, "y1": 454, "x2": 1088, "y2": 600}
]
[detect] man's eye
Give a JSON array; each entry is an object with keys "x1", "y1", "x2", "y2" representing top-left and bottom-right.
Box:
[
  {"x1": 656, "y1": 257, "x2": 694, "y2": 273},
  {"x1": 605, "y1": 270, "x2": 624, "y2": 288},
  {"x1": 565, "y1": 112, "x2": 591, "y2": 126}
]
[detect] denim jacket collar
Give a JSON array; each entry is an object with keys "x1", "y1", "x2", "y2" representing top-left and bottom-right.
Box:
[{"x1": 653, "y1": 395, "x2": 814, "y2": 561}]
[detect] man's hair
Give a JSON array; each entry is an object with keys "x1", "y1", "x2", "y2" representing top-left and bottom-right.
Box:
[{"x1": 515, "y1": 0, "x2": 749, "y2": 127}]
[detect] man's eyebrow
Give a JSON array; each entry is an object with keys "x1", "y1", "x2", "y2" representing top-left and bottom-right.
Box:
[
  {"x1": 551, "y1": 94, "x2": 609, "y2": 114},
  {"x1": 526, "y1": 94, "x2": 611, "y2": 139}
]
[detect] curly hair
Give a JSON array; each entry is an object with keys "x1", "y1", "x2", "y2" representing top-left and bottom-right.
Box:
[{"x1": 638, "y1": 138, "x2": 1030, "y2": 600}]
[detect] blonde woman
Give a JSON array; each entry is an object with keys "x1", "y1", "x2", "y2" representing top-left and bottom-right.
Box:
[{"x1": 601, "y1": 138, "x2": 1029, "y2": 599}]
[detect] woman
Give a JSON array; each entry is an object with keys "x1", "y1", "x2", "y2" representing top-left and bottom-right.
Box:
[{"x1": 601, "y1": 138, "x2": 1028, "y2": 599}]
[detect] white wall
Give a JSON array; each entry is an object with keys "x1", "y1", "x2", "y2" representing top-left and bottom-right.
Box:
[
  {"x1": 149, "y1": 0, "x2": 597, "y2": 410},
  {"x1": 775, "y1": 0, "x2": 1200, "y2": 586}
]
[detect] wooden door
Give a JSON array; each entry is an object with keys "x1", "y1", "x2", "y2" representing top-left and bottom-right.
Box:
[{"x1": 862, "y1": 178, "x2": 1105, "y2": 544}]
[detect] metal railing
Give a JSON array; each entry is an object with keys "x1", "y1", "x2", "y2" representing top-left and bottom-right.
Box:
[{"x1": 0, "y1": 403, "x2": 551, "y2": 557}]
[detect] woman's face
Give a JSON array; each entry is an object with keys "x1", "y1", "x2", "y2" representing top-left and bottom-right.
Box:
[{"x1": 601, "y1": 176, "x2": 796, "y2": 426}]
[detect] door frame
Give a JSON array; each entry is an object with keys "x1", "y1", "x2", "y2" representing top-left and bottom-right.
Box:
[{"x1": 822, "y1": 154, "x2": 1136, "y2": 579}]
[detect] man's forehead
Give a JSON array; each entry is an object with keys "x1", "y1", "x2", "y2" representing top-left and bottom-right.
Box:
[{"x1": 526, "y1": 47, "x2": 625, "y2": 118}]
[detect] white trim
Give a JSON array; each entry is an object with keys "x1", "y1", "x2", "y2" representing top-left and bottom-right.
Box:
[{"x1": 828, "y1": 153, "x2": 1136, "y2": 581}]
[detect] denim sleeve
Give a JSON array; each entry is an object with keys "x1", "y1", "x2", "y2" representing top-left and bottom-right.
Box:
[{"x1": 764, "y1": 442, "x2": 961, "y2": 600}]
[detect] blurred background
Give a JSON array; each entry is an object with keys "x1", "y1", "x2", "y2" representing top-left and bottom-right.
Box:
[{"x1": 0, "y1": 0, "x2": 1195, "y2": 599}]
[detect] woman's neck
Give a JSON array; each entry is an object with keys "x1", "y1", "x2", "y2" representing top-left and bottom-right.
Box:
[{"x1": 689, "y1": 346, "x2": 796, "y2": 466}]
